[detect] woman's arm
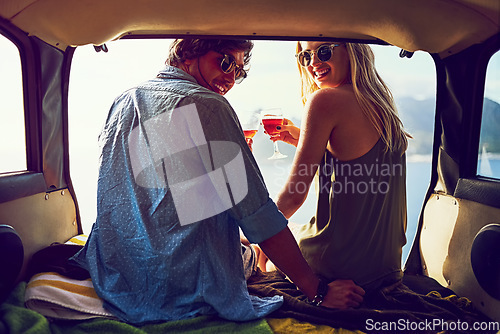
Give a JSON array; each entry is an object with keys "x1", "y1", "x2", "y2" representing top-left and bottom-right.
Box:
[{"x1": 275, "y1": 89, "x2": 343, "y2": 218}]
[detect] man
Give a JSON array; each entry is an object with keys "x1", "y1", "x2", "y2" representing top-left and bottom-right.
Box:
[{"x1": 72, "y1": 39, "x2": 364, "y2": 325}]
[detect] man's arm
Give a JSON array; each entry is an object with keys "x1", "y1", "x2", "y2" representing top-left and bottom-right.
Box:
[{"x1": 258, "y1": 226, "x2": 365, "y2": 309}]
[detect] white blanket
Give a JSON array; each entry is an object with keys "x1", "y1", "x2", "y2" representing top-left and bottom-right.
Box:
[{"x1": 24, "y1": 235, "x2": 116, "y2": 320}]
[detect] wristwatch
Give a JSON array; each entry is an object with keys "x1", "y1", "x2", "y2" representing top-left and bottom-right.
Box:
[{"x1": 308, "y1": 278, "x2": 328, "y2": 306}]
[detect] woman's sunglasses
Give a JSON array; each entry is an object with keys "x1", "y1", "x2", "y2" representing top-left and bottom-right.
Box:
[
  {"x1": 296, "y1": 43, "x2": 341, "y2": 67},
  {"x1": 218, "y1": 53, "x2": 247, "y2": 84}
]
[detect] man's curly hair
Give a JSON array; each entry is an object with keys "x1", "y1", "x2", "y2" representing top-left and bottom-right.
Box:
[{"x1": 166, "y1": 39, "x2": 253, "y2": 69}]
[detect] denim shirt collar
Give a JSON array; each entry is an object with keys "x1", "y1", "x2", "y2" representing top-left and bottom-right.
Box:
[{"x1": 157, "y1": 66, "x2": 198, "y2": 85}]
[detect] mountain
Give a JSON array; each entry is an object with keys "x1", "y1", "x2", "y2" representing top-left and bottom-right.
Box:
[
  {"x1": 396, "y1": 97, "x2": 436, "y2": 135},
  {"x1": 397, "y1": 96, "x2": 500, "y2": 156},
  {"x1": 396, "y1": 96, "x2": 436, "y2": 156},
  {"x1": 479, "y1": 98, "x2": 500, "y2": 153}
]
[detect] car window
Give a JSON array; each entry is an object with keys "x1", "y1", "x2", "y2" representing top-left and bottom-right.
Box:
[
  {"x1": 0, "y1": 34, "x2": 26, "y2": 174},
  {"x1": 477, "y1": 50, "x2": 500, "y2": 179},
  {"x1": 68, "y1": 40, "x2": 436, "y2": 266}
]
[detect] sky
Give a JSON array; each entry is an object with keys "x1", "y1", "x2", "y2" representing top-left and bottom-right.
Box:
[{"x1": 0, "y1": 35, "x2": 24, "y2": 173}]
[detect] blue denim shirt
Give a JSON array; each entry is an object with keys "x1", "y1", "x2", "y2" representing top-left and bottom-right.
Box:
[{"x1": 72, "y1": 66, "x2": 286, "y2": 324}]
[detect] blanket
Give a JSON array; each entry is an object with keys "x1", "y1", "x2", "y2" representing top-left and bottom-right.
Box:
[
  {"x1": 12, "y1": 234, "x2": 497, "y2": 333},
  {"x1": 24, "y1": 272, "x2": 115, "y2": 320},
  {"x1": 247, "y1": 270, "x2": 496, "y2": 334}
]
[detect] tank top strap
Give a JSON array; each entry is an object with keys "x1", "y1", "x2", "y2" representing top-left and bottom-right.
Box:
[{"x1": 316, "y1": 151, "x2": 335, "y2": 230}]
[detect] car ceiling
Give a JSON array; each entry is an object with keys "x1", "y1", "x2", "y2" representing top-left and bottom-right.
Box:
[{"x1": 0, "y1": 0, "x2": 499, "y2": 56}]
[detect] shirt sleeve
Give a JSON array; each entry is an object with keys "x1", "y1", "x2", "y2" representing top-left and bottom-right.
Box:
[
  {"x1": 188, "y1": 95, "x2": 288, "y2": 244},
  {"x1": 238, "y1": 198, "x2": 288, "y2": 244}
]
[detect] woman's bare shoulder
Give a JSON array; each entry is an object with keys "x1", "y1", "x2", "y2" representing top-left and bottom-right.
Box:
[
  {"x1": 309, "y1": 85, "x2": 355, "y2": 102},
  {"x1": 306, "y1": 86, "x2": 357, "y2": 116}
]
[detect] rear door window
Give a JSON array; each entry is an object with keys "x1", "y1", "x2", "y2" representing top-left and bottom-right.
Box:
[
  {"x1": 477, "y1": 50, "x2": 500, "y2": 179},
  {"x1": 0, "y1": 34, "x2": 26, "y2": 173}
]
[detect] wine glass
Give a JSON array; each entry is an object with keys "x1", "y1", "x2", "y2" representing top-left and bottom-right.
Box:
[
  {"x1": 261, "y1": 108, "x2": 287, "y2": 159},
  {"x1": 241, "y1": 112, "x2": 260, "y2": 151}
]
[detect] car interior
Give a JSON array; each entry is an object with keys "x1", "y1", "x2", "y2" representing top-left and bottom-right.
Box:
[{"x1": 0, "y1": 1, "x2": 499, "y2": 332}]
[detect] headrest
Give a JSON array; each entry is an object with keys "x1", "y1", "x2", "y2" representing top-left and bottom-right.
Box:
[{"x1": 0, "y1": 225, "x2": 24, "y2": 302}]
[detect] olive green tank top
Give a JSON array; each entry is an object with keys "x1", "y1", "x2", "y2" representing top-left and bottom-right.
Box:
[{"x1": 296, "y1": 138, "x2": 407, "y2": 291}]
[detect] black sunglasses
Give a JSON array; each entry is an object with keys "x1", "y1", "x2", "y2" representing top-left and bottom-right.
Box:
[
  {"x1": 218, "y1": 53, "x2": 247, "y2": 84},
  {"x1": 296, "y1": 43, "x2": 341, "y2": 67}
]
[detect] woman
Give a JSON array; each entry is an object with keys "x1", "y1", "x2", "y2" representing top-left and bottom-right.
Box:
[{"x1": 271, "y1": 42, "x2": 410, "y2": 292}]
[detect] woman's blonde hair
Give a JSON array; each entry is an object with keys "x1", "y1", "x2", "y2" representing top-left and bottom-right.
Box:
[{"x1": 296, "y1": 42, "x2": 410, "y2": 153}]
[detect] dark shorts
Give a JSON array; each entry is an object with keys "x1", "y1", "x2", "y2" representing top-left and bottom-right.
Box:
[{"x1": 241, "y1": 244, "x2": 257, "y2": 280}]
